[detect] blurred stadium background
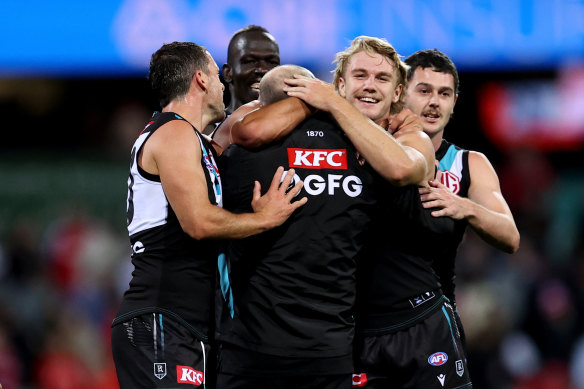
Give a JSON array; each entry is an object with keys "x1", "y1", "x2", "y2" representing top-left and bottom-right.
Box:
[{"x1": 0, "y1": 1, "x2": 583, "y2": 388}]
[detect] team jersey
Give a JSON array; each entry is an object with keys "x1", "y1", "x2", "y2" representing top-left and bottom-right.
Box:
[
  {"x1": 113, "y1": 111, "x2": 222, "y2": 341},
  {"x1": 356, "y1": 174, "x2": 456, "y2": 335},
  {"x1": 217, "y1": 112, "x2": 377, "y2": 361},
  {"x1": 433, "y1": 139, "x2": 471, "y2": 306}
]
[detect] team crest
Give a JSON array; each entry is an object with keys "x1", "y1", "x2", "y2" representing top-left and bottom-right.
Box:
[
  {"x1": 456, "y1": 360, "x2": 464, "y2": 376},
  {"x1": 440, "y1": 170, "x2": 461, "y2": 194},
  {"x1": 154, "y1": 363, "x2": 167, "y2": 379}
]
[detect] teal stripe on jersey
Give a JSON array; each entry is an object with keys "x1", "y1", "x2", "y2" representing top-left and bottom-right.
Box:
[
  {"x1": 218, "y1": 253, "x2": 234, "y2": 318},
  {"x1": 438, "y1": 145, "x2": 458, "y2": 171}
]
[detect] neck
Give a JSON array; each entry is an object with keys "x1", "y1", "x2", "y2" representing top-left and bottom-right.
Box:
[
  {"x1": 429, "y1": 130, "x2": 444, "y2": 152},
  {"x1": 226, "y1": 86, "x2": 242, "y2": 115},
  {"x1": 163, "y1": 95, "x2": 204, "y2": 130}
]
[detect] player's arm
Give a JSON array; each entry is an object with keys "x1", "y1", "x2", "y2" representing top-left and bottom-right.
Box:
[
  {"x1": 143, "y1": 120, "x2": 307, "y2": 239},
  {"x1": 284, "y1": 75, "x2": 431, "y2": 186},
  {"x1": 419, "y1": 151, "x2": 520, "y2": 253},
  {"x1": 212, "y1": 100, "x2": 261, "y2": 152},
  {"x1": 231, "y1": 97, "x2": 314, "y2": 148}
]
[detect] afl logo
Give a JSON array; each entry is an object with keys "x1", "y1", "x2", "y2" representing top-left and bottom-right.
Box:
[
  {"x1": 440, "y1": 170, "x2": 460, "y2": 194},
  {"x1": 428, "y1": 352, "x2": 448, "y2": 366}
]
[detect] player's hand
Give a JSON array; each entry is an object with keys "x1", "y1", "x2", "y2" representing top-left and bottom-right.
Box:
[
  {"x1": 387, "y1": 108, "x2": 423, "y2": 137},
  {"x1": 419, "y1": 178, "x2": 467, "y2": 220},
  {"x1": 251, "y1": 166, "x2": 307, "y2": 227},
  {"x1": 283, "y1": 75, "x2": 338, "y2": 112}
]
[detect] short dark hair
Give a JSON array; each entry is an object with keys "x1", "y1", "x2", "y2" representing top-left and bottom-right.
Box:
[
  {"x1": 149, "y1": 41, "x2": 210, "y2": 108},
  {"x1": 226, "y1": 25, "x2": 277, "y2": 64},
  {"x1": 405, "y1": 49, "x2": 459, "y2": 95}
]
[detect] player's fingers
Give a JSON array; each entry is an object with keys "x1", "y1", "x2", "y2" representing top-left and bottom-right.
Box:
[
  {"x1": 287, "y1": 179, "x2": 304, "y2": 197},
  {"x1": 252, "y1": 181, "x2": 261, "y2": 202},
  {"x1": 279, "y1": 168, "x2": 296, "y2": 192},
  {"x1": 292, "y1": 196, "x2": 308, "y2": 209},
  {"x1": 269, "y1": 166, "x2": 285, "y2": 191}
]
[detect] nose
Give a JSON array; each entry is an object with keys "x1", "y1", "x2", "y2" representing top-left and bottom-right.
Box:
[
  {"x1": 362, "y1": 75, "x2": 376, "y2": 92},
  {"x1": 254, "y1": 60, "x2": 271, "y2": 75},
  {"x1": 429, "y1": 91, "x2": 439, "y2": 107}
]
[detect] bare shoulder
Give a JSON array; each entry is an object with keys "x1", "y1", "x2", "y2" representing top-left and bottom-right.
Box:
[{"x1": 468, "y1": 150, "x2": 497, "y2": 176}]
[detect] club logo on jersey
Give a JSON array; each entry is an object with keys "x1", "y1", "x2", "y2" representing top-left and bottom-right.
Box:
[
  {"x1": 440, "y1": 170, "x2": 460, "y2": 194},
  {"x1": 352, "y1": 373, "x2": 367, "y2": 387},
  {"x1": 456, "y1": 360, "x2": 464, "y2": 376},
  {"x1": 153, "y1": 363, "x2": 167, "y2": 379},
  {"x1": 288, "y1": 148, "x2": 348, "y2": 169},
  {"x1": 437, "y1": 374, "x2": 446, "y2": 387},
  {"x1": 428, "y1": 352, "x2": 448, "y2": 366},
  {"x1": 177, "y1": 365, "x2": 203, "y2": 386}
]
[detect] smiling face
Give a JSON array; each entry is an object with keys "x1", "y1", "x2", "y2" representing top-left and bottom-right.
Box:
[
  {"x1": 404, "y1": 67, "x2": 458, "y2": 141},
  {"x1": 223, "y1": 31, "x2": 280, "y2": 112},
  {"x1": 337, "y1": 50, "x2": 402, "y2": 124}
]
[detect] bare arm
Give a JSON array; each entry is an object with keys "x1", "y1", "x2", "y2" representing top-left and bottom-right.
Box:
[
  {"x1": 284, "y1": 75, "x2": 433, "y2": 186},
  {"x1": 142, "y1": 120, "x2": 307, "y2": 240},
  {"x1": 231, "y1": 97, "x2": 314, "y2": 148},
  {"x1": 419, "y1": 151, "x2": 520, "y2": 253},
  {"x1": 213, "y1": 100, "x2": 261, "y2": 151}
]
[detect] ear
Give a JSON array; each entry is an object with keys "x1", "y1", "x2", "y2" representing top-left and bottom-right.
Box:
[
  {"x1": 194, "y1": 70, "x2": 208, "y2": 92},
  {"x1": 337, "y1": 77, "x2": 346, "y2": 98},
  {"x1": 453, "y1": 94, "x2": 459, "y2": 113},
  {"x1": 222, "y1": 64, "x2": 232, "y2": 83},
  {"x1": 393, "y1": 83, "x2": 403, "y2": 103}
]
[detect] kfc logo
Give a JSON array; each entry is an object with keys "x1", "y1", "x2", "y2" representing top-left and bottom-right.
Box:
[
  {"x1": 177, "y1": 365, "x2": 204, "y2": 386},
  {"x1": 288, "y1": 148, "x2": 348, "y2": 169}
]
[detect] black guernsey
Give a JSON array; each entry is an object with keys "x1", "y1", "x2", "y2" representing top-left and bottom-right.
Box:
[
  {"x1": 433, "y1": 139, "x2": 471, "y2": 306},
  {"x1": 217, "y1": 112, "x2": 377, "y2": 359},
  {"x1": 356, "y1": 177, "x2": 456, "y2": 334},
  {"x1": 113, "y1": 111, "x2": 222, "y2": 341}
]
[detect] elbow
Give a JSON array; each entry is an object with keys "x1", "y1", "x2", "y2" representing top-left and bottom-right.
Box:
[
  {"x1": 181, "y1": 220, "x2": 214, "y2": 240},
  {"x1": 507, "y1": 231, "x2": 521, "y2": 254},
  {"x1": 232, "y1": 118, "x2": 264, "y2": 148},
  {"x1": 384, "y1": 163, "x2": 426, "y2": 187}
]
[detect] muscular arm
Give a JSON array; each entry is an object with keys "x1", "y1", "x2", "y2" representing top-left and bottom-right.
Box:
[
  {"x1": 284, "y1": 76, "x2": 433, "y2": 186},
  {"x1": 213, "y1": 100, "x2": 261, "y2": 151},
  {"x1": 230, "y1": 97, "x2": 313, "y2": 148},
  {"x1": 141, "y1": 120, "x2": 306, "y2": 240},
  {"x1": 420, "y1": 151, "x2": 520, "y2": 253}
]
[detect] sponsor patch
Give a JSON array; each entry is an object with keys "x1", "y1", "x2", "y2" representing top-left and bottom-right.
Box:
[
  {"x1": 177, "y1": 365, "x2": 204, "y2": 386},
  {"x1": 437, "y1": 374, "x2": 446, "y2": 386},
  {"x1": 288, "y1": 148, "x2": 348, "y2": 169},
  {"x1": 352, "y1": 373, "x2": 367, "y2": 387},
  {"x1": 153, "y1": 363, "x2": 167, "y2": 380},
  {"x1": 456, "y1": 360, "x2": 464, "y2": 376},
  {"x1": 428, "y1": 352, "x2": 448, "y2": 366},
  {"x1": 440, "y1": 170, "x2": 461, "y2": 194}
]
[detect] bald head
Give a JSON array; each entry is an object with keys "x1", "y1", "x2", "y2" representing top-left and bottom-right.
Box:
[{"x1": 259, "y1": 65, "x2": 314, "y2": 106}]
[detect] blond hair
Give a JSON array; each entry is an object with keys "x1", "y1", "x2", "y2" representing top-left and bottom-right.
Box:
[{"x1": 333, "y1": 36, "x2": 407, "y2": 113}]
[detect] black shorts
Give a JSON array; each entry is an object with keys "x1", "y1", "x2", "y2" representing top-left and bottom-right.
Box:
[
  {"x1": 112, "y1": 313, "x2": 214, "y2": 388},
  {"x1": 354, "y1": 301, "x2": 472, "y2": 389},
  {"x1": 217, "y1": 372, "x2": 351, "y2": 389},
  {"x1": 216, "y1": 344, "x2": 352, "y2": 389}
]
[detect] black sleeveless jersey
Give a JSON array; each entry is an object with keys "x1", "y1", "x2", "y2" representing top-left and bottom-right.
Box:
[
  {"x1": 113, "y1": 112, "x2": 222, "y2": 341},
  {"x1": 434, "y1": 139, "x2": 470, "y2": 306},
  {"x1": 356, "y1": 175, "x2": 456, "y2": 334},
  {"x1": 217, "y1": 112, "x2": 377, "y2": 358}
]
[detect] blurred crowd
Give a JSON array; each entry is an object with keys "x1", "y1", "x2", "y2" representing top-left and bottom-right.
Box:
[{"x1": 0, "y1": 111, "x2": 582, "y2": 389}]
